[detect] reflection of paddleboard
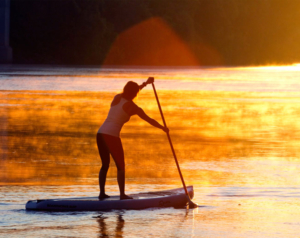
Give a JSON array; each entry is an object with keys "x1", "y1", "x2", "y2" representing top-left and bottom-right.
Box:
[{"x1": 26, "y1": 186, "x2": 194, "y2": 211}]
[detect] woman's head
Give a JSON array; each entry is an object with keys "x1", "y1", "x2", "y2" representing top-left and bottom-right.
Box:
[{"x1": 122, "y1": 81, "x2": 140, "y2": 100}]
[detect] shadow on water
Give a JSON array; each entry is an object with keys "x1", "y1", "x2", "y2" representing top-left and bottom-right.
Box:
[
  {"x1": 94, "y1": 208, "x2": 192, "y2": 238},
  {"x1": 95, "y1": 213, "x2": 125, "y2": 238}
]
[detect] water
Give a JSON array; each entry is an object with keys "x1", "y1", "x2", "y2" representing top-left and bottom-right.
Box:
[{"x1": 1, "y1": 65, "x2": 300, "y2": 237}]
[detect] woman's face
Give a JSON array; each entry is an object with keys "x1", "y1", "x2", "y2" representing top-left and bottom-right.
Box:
[{"x1": 132, "y1": 92, "x2": 138, "y2": 100}]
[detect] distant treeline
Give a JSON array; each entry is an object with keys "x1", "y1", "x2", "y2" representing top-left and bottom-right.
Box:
[{"x1": 10, "y1": 0, "x2": 300, "y2": 66}]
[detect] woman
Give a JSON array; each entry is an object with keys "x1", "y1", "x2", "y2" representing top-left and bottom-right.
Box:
[{"x1": 97, "y1": 77, "x2": 168, "y2": 200}]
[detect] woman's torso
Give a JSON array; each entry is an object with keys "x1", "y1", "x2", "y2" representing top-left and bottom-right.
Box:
[{"x1": 98, "y1": 95, "x2": 136, "y2": 137}]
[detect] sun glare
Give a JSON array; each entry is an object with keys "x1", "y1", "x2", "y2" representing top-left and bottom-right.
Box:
[
  {"x1": 257, "y1": 64, "x2": 300, "y2": 71},
  {"x1": 238, "y1": 63, "x2": 300, "y2": 71}
]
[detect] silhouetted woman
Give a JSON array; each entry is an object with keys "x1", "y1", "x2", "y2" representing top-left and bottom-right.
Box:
[{"x1": 97, "y1": 77, "x2": 168, "y2": 200}]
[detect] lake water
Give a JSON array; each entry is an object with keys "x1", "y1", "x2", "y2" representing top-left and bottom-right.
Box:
[{"x1": 1, "y1": 65, "x2": 300, "y2": 237}]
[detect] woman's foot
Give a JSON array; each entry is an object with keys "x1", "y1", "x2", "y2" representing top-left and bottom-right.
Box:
[
  {"x1": 98, "y1": 193, "x2": 110, "y2": 200},
  {"x1": 120, "y1": 194, "x2": 133, "y2": 200}
]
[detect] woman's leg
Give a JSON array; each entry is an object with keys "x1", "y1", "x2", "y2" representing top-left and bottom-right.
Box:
[
  {"x1": 99, "y1": 170, "x2": 109, "y2": 198},
  {"x1": 97, "y1": 134, "x2": 110, "y2": 199},
  {"x1": 102, "y1": 135, "x2": 132, "y2": 200}
]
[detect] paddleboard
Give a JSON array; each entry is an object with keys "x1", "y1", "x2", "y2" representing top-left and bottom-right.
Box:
[{"x1": 26, "y1": 186, "x2": 194, "y2": 211}]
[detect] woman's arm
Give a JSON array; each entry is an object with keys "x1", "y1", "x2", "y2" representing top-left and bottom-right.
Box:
[
  {"x1": 139, "y1": 77, "x2": 154, "y2": 90},
  {"x1": 136, "y1": 107, "x2": 169, "y2": 133}
]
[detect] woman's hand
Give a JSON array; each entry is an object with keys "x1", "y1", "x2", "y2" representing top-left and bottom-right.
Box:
[
  {"x1": 146, "y1": 77, "x2": 154, "y2": 85},
  {"x1": 136, "y1": 107, "x2": 169, "y2": 133},
  {"x1": 162, "y1": 126, "x2": 169, "y2": 133}
]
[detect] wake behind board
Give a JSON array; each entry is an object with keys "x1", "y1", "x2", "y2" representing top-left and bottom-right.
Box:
[{"x1": 26, "y1": 186, "x2": 194, "y2": 211}]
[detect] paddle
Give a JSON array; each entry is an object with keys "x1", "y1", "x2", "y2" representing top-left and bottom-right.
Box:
[{"x1": 151, "y1": 81, "x2": 198, "y2": 208}]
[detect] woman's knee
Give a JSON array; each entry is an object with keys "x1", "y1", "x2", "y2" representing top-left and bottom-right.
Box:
[
  {"x1": 116, "y1": 166, "x2": 125, "y2": 172},
  {"x1": 101, "y1": 164, "x2": 110, "y2": 171}
]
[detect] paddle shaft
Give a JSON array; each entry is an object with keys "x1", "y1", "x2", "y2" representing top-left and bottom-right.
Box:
[{"x1": 151, "y1": 83, "x2": 190, "y2": 198}]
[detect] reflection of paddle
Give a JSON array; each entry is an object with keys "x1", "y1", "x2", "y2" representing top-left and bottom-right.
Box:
[{"x1": 151, "y1": 81, "x2": 198, "y2": 208}]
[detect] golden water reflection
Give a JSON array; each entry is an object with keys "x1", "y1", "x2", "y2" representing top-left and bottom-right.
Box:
[{"x1": 1, "y1": 90, "x2": 300, "y2": 186}]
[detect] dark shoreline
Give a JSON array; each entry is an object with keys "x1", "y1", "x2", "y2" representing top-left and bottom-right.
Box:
[{"x1": 9, "y1": 0, "x2": 300, "y2": 66}]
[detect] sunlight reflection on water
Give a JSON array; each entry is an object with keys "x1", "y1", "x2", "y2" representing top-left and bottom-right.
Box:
[
  {"x1": 1, "y1": 90, "x2": 300, "y2": 186},
  {"x1": 1, "y1": 66, "x2": 300, "y2": 237},
  {"x1": 1, "y1": 65, "x2": 300, "y2": 92}
]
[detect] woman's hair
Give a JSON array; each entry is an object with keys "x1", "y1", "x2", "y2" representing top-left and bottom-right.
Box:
[{"x1": 122, "y1": 81, "x2": 140, "y2": 100}]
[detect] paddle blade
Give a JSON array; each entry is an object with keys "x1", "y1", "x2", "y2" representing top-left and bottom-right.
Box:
[
  {"x1": 185, "y1": 195, "x2": 198, "y2": 209},
  {"x1": 188, "y1": 200, "x2": 199, "y2": 209}
]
